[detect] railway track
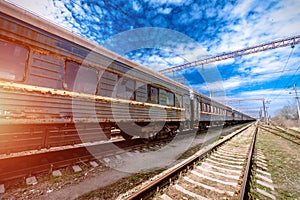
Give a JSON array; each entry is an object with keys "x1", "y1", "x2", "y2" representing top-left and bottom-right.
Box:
[
  {"x1": 259, "y1": 124, "x2": 300, "y2": 145},
  {"x1": 119, "y1": 123, "x2": 257, "y2": 200}
]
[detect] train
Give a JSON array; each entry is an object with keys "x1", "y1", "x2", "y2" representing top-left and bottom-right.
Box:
[{"x1": 0, "y1": 1, "x2": 255, "y2": 154}]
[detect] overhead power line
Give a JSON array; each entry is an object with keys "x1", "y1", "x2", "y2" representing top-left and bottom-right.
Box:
[
  {"x1": 222, "y1": 98, "x2": 265, "y2": 103},
  {"x1": 159, "y1": 35, "x2": 300, "y2": 74}
]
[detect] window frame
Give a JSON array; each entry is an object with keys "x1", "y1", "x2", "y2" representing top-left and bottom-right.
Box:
[
  {"x1": 116, "y1": 76, "x2": 136, "y2": 101},
  {"x1": 148, "y1": 85, "x2": 159, "y2": 104},
  {"x1": 0, "y1": 39, "x2": 29, "y2": 82},
  {"x1": 63, "y1": 60, "x2": 98, "y2": 94},
  {"x1": 97, "y1": 70, "x2": 118, "y2": 97},
  {"x1": 166, "y1": 91, "x2": 175, "y2": 106}
]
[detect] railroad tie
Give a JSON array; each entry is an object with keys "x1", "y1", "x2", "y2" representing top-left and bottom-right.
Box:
[
  {"x1": 173, "y1": 184, "x2": 209, "y2": 200},
  {"x1": 183, "y1": 176, "x2": 235, "y2": 196},
  {"x1": 159, "y1": 193, "x2": 173, "y2": 200},
  {"x1": 191, "y1": 170, "x2": 238, "y2": 187},
  {"x1": 253, "y1": 150, "x2": 276, "y2": 199},
  {"x1": 196, "y1": 166, "x2": 240, "y2": 180},
  {"x1": 200, "y1": 162, "x2": 242, "y2": 175},
  {"x1": 256, "y1": 188, "x2": 276, "y2": 200}
]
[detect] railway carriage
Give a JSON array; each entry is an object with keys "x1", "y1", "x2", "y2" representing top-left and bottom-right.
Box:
[{"x1": 0, "y1": 1, "x2": 254, "y2": 154}]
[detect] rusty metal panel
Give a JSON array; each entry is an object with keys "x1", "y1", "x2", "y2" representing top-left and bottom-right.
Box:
[
  {"x1": 98, "y1": 71, "x2": 118, "y2": 97},
  {"x1": 0, "y1": 85, "x2": 182, "y2": 125},
  {"x1": 0, "y1": 123, "x2": 109, "y2": 154},
  {"x1": 25, "y1": 50, "x2": 63, "y2": 89},
  {"x1": 136, "y1": 82, "x2": 147, "y2": 102},
  {"x1": 0, "y1": 124, "x2": 46, "y2": 154}
]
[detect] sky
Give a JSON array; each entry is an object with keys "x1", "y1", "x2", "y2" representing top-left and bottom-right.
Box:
[{"x1": 7, "y1": 0, "x2": 300, "y2": 118}]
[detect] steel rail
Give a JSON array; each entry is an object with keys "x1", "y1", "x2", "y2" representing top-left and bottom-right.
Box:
[
  {"x1": 269, "y1": 121, "x2": 300, "y2": 138},
  {"x1": 238, "y1": 125, "x2": 258, "y2": 199},
  {"x1": 285, "y1": 127, "x2": 300, "y2": 135},
  {"x1": 259, "y1": 125, "x2": 300, "y2": 145},
  {"x1": 124, "y1": 123, "x2": 253, "y2": 200},
  {"x1": 272, "y1": 126, "x2": 300, "y2": 139}
]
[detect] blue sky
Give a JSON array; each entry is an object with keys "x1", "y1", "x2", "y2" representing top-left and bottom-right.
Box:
[{"x1": 7, "y1": 0, "x2": 300, "y2": 118}]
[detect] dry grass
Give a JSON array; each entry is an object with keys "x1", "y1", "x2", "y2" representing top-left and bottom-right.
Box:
[
  {"x1": 251, "y1": 128, "x2": 300, "y2": 199},
  {"x1": 272, "y1": 119, "x2": 300, "y2": 128}
]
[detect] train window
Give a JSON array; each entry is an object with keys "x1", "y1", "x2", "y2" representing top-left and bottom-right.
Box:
[
  {"x1": 64, "y1": 61, "x2": 97, "y2": 94},
  {"x1": 159, "y1": 89, "x2": 167, "y2": 105},
  {"x1": 117, "y1": 77, "x2": 135, "y2": 100},
  {"x1": 136, "y1": 81, "x2": 148, "y2": 102},
  {"x1": 166, "y1": 91, "x2": 175, "y2": 106},
  {"x1": 98, "y1": 71, "x2": 118, "y2": 97},
  {"x1": 204, "y1": 103, "x2": 208, "y2": 112},
  {"x1": 174, "y1": 94, "x2": 182, "y2": 107},
  {"x1": 0, "y1": 40, "x2": 28, "y2": 81},
  {"x1": 148, "y1": 86, "x2": 159, "y2": 104}
]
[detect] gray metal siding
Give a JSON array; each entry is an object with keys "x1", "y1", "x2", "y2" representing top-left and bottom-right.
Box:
[{"x1": 26, "y1": 50, "x2": 64, "y2": 89}]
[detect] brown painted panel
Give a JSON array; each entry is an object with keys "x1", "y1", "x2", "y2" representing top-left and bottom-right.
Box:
[{"x1": 26, "y1": 51, "x2": 63, "y2": 89}]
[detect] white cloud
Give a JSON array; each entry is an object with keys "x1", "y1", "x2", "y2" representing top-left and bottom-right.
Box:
[
  {"x1": 231, "y1": 0, "x2": 253, "y2": 18},
  {"x1": 147, "y1": 0, "x2": 192, "y2": 7},
  {"x1": 132, "y1": 1, "x2": 140, "y2": 11},
  {"x1": 193, "y1": 75, "x2": 244, "y2": 92},
  {"x1": 158, "y1": 7, "x2": 172, "y2": 14},
  {"x1": 207, "y1": 0, "x2": 300, "y2": 57}
]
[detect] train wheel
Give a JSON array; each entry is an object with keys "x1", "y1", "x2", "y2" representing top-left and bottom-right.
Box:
[
  {"x1": 141, "y1": 132, "x2": 156, "y2": 143},
  {"x1": 121, "y1": 131, "x2": 133, "y2": 140}
]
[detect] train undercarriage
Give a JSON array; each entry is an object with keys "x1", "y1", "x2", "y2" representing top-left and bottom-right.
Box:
[{"x1": 0, "y1": 119, "x2": 254, "y2": 155}]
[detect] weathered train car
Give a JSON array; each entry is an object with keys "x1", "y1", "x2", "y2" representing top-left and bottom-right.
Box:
[
  {"x1": 0, "y1": 1, "x2": 254, "y2": 154},
  {"x1": 191, "y1": 90, "x2": 254, "y2": 129},
  {"x1": 0, "y1": 1, "x2": 190, "y2": 153},
  {"x1": 195, "y1": 92, "x2": 231, "y2": 129}
]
